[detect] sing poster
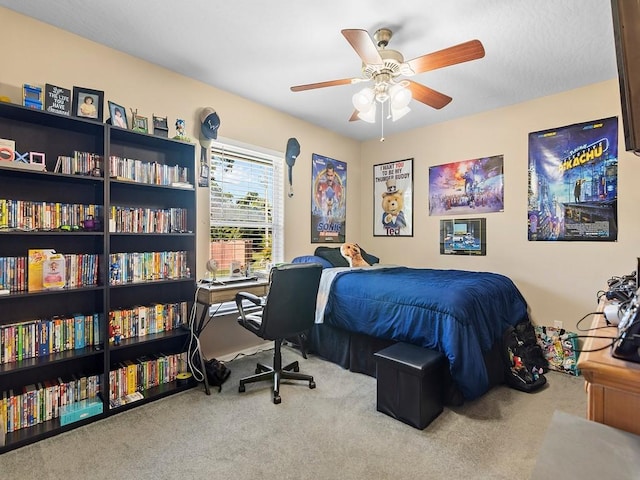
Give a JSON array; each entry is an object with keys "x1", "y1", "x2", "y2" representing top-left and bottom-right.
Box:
[{"x1": 528, "y1": 117, "x2": 618, "y2": 241}]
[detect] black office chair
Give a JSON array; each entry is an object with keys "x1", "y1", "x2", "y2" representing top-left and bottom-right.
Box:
[{"x1": 235, "y1": 262, "x2": 323, "y2": 404}]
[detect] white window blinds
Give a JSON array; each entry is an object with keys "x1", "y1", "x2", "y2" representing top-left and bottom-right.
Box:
[{"x1": 209, "y1": 142, "x2": 283, "y2": 275}]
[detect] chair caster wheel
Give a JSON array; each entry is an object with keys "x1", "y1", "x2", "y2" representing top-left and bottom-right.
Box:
[
  {"x1": 293, "y1": 365, "x2": 300, "y2": 372},
  {"x1": 273, "y1": 395, "x2": 281, "y2": 404},
  {"x1": 239, "y1": 384, "x2": 246, "y2": 393},
  {"x1": 255, "y1": 368, "x2": 261, "y2": 374},
  {"x1": 309, "y1": 381, "x2": 316, "y2": 389}
]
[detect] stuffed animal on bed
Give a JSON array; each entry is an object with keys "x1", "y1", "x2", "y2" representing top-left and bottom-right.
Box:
[{"x1": 340, "y1": 243, "x2": 371, "y2": 268}]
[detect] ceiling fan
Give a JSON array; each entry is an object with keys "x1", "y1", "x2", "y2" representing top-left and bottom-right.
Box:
[{"x1": 290, "y1": 28, "x2": 485, "y2": 122}]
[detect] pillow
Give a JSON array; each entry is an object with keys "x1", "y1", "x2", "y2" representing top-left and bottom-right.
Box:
[
  {"x1": 291, "y1": 255, "x2": 334, "y2": 269},
  {"x1": 314, "y1": 247, "x2": 349, "y2": 267},
  {"x1": 314, "y1": 246, "x2": 380, "y2": 267}
]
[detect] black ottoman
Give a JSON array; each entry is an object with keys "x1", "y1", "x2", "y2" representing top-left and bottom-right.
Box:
[{"x1": 374, "y1": 342, "x2": 446, "y2": 429}]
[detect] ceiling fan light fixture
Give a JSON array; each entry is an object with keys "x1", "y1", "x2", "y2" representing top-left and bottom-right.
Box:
[
  {"x1": 290, "y1": 28, "x2": 486, "y2": 127},
  {"x1": 389, "y1": 83, "x2": 412, "y2": 109},
  {"x1": 391, "y1": 105, "x2": 411, "y2": 122},
  {"x1": 357, "y1": 104, "x2": 377, "y2": 123},
  {"x1": 352, "y1": 87, "x2": 375, "y2": 112}
]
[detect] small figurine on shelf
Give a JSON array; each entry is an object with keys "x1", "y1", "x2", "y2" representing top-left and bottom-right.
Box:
[
  {"x1": 91, "y1": 159, "x2": 102, "y2": 177},
  {"x1": 173, "y1": 119, "x2": 191, "y2": 142},
  {"x1": 23, "y1": 84, "x2": 43, "y2": 110},
  {"x1": 81, "y1": 215, "x2": 96, "y2": 231},
  {"x1": 129, "y1": 108, "x2": 138, "y2": 129},
  {"x1": 110, "y1": 262, "x2": 121, "y2": 284},
  {"x1": 113, "y1": 324, "x2": 122, "y2": 346},
  {"x1": 109, "y1": 318, "x2": 116, "y2": 343}
]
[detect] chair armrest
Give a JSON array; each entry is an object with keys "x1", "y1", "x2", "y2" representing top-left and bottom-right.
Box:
[{"x1": 235, "y1": 291, "x2": 265, "y2": 319}]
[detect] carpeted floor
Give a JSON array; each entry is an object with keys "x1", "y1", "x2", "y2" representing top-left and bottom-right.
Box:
[{"x1": 0, "y1": 348, "x2": 587, "y2": 480}]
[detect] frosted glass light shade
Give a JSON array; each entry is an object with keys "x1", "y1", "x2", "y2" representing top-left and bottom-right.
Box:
[
  {"x1": 390, "y1": 84, "x2": 412, "y2": 109},
  {"x1": 357, "y1": 105, "x2": 377, "y2": 123},
  {"x1": 352, "y1": 87, "x2": 375, "y2": 112},
  {"x1": 391, "y1": 105, "x2": 411, "y2": 121}
]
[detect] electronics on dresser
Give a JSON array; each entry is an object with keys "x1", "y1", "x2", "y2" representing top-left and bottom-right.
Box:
[
  {"x1": 604, "y1": 301, "x2": 622, "y2": 326},
  {"x1": 605, "y1": 270, "x2": 637, "y2": 302},
  {"x1": 612, "y1": 286, "x2": 640, "y2": 363}
]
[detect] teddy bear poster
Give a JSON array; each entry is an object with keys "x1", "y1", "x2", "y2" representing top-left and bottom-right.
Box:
[{"x1": 373, "y1": 159, "x2": 413, "y2": 237}]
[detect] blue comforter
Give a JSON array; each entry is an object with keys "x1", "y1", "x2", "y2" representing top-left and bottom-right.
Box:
[{"x1": 320, "y1": 267, "x2": 529, "y2": 400}]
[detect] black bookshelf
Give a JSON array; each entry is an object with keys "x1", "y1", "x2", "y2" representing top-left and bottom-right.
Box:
[{"x1": 0, "y1": 102, "x2": 197, "y2": 453}]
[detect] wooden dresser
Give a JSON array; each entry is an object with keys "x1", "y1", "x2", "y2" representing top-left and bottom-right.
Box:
[{"x1": 577, "y1": 300, "x2": 640, "y2": 435}]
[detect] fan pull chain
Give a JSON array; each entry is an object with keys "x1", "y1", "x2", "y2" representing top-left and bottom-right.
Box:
[{"x1": 380, "y1": 101, "x2": 385, "y2": 142}]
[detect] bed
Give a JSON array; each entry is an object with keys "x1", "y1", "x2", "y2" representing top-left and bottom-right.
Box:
[{"x1": 292, "y1": 253, "x2": 529, "y2": 402}]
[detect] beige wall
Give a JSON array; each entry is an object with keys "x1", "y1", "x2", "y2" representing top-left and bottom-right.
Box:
[
  {"x1": 360, "y1": 79, "x2": 640, "y2": 332},
  {"x1": 2, "y1": 7, "x2": 635, "y2": 357}
]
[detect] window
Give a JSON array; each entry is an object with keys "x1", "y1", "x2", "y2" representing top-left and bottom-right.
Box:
[{"x1": 208, "y1": 141, "x2": 284, "y2": 277}]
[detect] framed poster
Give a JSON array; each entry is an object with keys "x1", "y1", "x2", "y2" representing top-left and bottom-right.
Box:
[
  {"x1": 440, "y1": 218, "x2": 487, "y2": 255},
  {"x1": 429, "y1": 155, "x2": 504, "y2": 216},
  {"x1": 311, "y1": 153, "x2": 346, "y2": 243},
  {"x1": 528, "y1": 117, "x2": 618, "y2": 241},
  {"x1": 373, "y1": 158, "x2": 413, "y2": 236}
]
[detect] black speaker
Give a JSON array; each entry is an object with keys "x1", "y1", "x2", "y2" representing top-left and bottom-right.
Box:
[{"x1": 611, "y1": 0, "x2": 640, "y2": 153}]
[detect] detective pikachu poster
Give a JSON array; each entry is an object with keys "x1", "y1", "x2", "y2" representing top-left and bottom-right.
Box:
[{"x1": 527, "y1": 117, "x2": 618, "y2": 241}]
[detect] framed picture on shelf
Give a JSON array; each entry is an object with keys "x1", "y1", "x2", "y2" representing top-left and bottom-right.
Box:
[
  {"x1": 133, "y1": 115, "x2": 149, "y2": 133},
  {"x1": 72, "y1": 86, "x2": 104, "y2": 121},
  {"x1": 153, "y1": 115, "x2": 169, "y2": 137},
  {"x1": 108, "y1": 101, "x2": 128, "y2": 129},
  {"x1": 44, "y1": 84, "x2": 71, "y2": 116}
]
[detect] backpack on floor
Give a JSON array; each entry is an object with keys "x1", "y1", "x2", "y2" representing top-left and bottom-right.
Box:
[
  {"x1": 502, "y1": 321, "x2": 547, "y2": 392},
  {"x1": 205, "y1": 358, "x2": 231, "y2": 392}
]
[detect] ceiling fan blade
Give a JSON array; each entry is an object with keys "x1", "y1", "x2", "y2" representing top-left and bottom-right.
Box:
[
  {"x1": 341, "y1": 29, "x2": 383, "y2": 65},
  {"x1": 407, "y1": 81, "x2": 452, "y2": 110},
  {"x1": 290, "y1": 78, "x2": 361, "y2": 92},
  {"x1": 406, "y1": 39, "x2": 485, "y2": 74},
  {"x1": 349, "y1": 110, "x2": 360, "y2": 122}
]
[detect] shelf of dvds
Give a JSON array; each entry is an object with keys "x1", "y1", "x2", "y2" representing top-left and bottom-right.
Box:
[{"x1": 0, "y1": 102, "x2": 197, "y2": 453}]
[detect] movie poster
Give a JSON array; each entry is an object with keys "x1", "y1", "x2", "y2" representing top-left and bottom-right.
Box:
[
  {"x1": 311, "y1": 153, "x2": 346, "y2": 243},
  {"x1": 428, "y1": 155, "x2": 504, "y2": 216},
  {"x1": 528, "y1": 117, "x2": 618, "y2": 241},
  {"x1": 373, "y1": 159, "x2": 413, "y2": 236}
]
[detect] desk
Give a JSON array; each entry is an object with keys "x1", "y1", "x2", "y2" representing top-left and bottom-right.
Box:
[
  {"x1": 194, "y1": 279, "x2": 269, "y2": 395},
  {"x1": 196, "y1": 279, "x2": 269, "y2": 305},
  {"x1": 577, "y1": 299, "x2": 640, "y2": 435}
]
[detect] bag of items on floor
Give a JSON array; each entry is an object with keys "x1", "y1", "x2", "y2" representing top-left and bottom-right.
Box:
[
  {"x1": 205, "y1": 358, "x2": 231, "y2": 392},
  {"x1": 502, "y1": 320, "x2": 548, "y2": 392},
  {"x1": 534, "y1": 325, "x2": 581, "y2": 376}
]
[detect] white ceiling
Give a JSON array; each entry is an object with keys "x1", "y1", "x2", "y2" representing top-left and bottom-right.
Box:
[{"x1": 0, "y1": 0, "x2": 619, "y2": 141}]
